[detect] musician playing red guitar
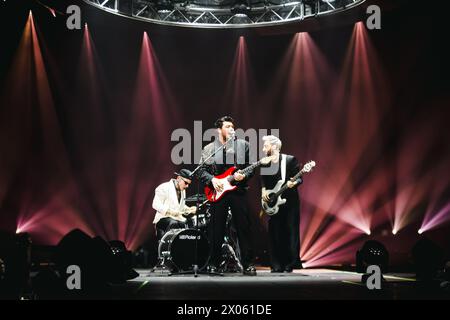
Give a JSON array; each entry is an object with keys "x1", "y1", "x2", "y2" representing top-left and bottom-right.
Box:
[{"x1": 197, "y1": 116, "x2": 258, "y2": 276}]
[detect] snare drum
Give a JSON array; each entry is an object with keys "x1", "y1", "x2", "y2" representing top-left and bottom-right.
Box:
[{"x1": 158, "y1": 228, "x2": 210, "y2": 271}]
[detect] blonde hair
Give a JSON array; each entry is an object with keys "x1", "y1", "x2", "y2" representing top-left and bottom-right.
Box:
[{"x1": 262, "y1": 135, "x2": 282, "y2": 151}]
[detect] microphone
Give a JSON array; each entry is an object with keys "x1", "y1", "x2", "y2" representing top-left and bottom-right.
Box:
[
  {"x1": 225, "y1": 130, "x2": 235, "y2": 152},
  {"x1": 228, "y1": 130, "x2": 236, "y2": 141}
]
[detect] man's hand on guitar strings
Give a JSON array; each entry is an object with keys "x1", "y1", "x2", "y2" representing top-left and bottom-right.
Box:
[
  {"x1": 212, "y1": 177, "x2": 224, "y2": 192},
  {"x1": 234, "y1": 172, "x2": 245, "y2": 181}
]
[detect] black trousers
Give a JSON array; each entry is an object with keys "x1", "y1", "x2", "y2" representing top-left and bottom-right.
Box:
[
  {"x1": 156, "y1": 217, "x2": 186, "y2": 240},
  {"x1": 208, "y1": 191, "x2": 254, "y2": 268},
  {"x1": 268, "y1": 199, "x2": 301, "y2": 269}
]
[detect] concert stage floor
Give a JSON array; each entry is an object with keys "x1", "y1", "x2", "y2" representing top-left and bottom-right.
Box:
[{"x1": 110, "y1": 268, "x2": 450, "y2": 300}]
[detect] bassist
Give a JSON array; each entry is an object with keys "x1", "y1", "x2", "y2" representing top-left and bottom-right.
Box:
[{"x1": 261, "y1": 135, "x2": 303, "y2": 273}]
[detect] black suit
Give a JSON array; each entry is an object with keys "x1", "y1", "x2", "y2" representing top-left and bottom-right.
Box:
[
  {"x1": 197, "y1": 139, "x2": 255, "y2": 269},
  {"x1": 261, "y1": 154, "x2": 302, "y2": 271}
]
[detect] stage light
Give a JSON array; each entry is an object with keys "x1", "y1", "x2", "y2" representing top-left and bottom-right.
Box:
[
  {"x1": 0, "y1": 232, "x2": 32, "y2": 299},
  {"x1": 392, "y1": 229, "x2": 397, "y2": 235},
  {"x1": 108, "y1": 240, "x2": 139, "y2": 283},
  {"x1": 55, "y1": 229, "x2": 112, "y2": 296},
  {"x1": 55, "y1": 229, "x2": 138, "y2": 297},
  {"x1": 153, "y1": 0, "x2": 174, "y2": 12},
  {"x1": 32, "y1": 267, "x2": 62, "y2": 299},
  {"x1": 231, "y1": 0, "x2": 251, "y2": 15},
  {"x1": 303, "y1": 0, "x2": 319, "y2": 14},
  {"x1": 418, "y1": 229, "x2": 423, "y2": 234},
  {"x1": 412, "y1": 238, "x2": 444, "y2": 281},
  {"x1": 356, "y1": 240, "x2": 389, "y2": 273}
]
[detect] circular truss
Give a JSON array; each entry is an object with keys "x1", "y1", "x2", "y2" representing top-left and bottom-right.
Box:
[{"x1": 83, "y1": 0, "x2": 366, "y2": 28}]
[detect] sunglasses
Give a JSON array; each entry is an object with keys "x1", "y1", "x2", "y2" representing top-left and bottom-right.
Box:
[{"x1": 180, "y1": 177, "x2": 191, "y2": 185}]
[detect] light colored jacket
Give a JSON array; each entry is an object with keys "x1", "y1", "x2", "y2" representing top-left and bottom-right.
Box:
[{"x1": 152, "y1": 179, "x2": 188, "y2": 224}]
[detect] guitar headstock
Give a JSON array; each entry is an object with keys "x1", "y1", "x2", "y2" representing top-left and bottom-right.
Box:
[{"x1": 302, "y1": 160, "x2": 316, "y2": 173}]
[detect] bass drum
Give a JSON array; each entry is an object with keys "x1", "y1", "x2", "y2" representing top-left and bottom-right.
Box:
[{"x1": 158, "y1": 228, "x2": 210, "y2": 271}]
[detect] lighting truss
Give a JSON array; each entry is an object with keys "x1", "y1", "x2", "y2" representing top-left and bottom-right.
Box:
[{"x1": 83, "y1": 0, "x2": 366, "y2": 28}]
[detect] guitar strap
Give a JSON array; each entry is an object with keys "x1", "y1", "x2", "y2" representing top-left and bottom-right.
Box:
[{"x1": 281, "y1": 154, "x2": 287, "y2": 183}]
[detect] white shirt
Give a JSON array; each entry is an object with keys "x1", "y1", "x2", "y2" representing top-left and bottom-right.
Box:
[{"x1": 152, "y1": 179, "x2": 189, "y2": 224}]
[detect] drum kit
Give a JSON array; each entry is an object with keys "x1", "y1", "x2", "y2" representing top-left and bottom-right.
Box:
[
  {"x1": 158, "y1": 228, "x2": 210, "y2": 271},
  {"x1": 156, "y1": 194, "x2": 211, "y2": 272},
  {"x1": 156, "y1": 194, "x2": 241, "y2": 273}
]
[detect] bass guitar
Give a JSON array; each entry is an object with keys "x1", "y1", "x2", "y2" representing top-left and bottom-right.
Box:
[{"x1": 262, "y1": 160, "x2": 316, "y2": 215}]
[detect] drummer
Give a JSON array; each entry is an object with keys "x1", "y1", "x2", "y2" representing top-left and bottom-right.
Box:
[{"x1": 152, "y1": 169, "x2": 197, "y2": 239}]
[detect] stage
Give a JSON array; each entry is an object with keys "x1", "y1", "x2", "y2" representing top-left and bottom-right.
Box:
[{"x1": 107, "y1": 268, "x2": 448, "y2": 300}]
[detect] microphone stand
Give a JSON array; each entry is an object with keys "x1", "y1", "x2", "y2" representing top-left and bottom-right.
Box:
[{"x1": 168, "y1": 135, "x2": 235, "y2": 277}]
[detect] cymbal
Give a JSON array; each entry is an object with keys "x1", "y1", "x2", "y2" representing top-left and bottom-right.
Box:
[{"x1": 185, "y1": 194, "x2": 207, "y2": 202}]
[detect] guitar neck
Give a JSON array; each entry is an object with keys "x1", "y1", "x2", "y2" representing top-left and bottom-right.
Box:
[
  {"x1": 227, "y1": 160, "x2": 262, "y2": 182},
  {"x1": 290, "y1": 169, "x2": 305, "y2": 182},
  {"x1": 241, "y1": 160, "x2": 262, "y2": 176},
  {"x1": 274, "y1": 168, "x2": 306, "y2": 197}
]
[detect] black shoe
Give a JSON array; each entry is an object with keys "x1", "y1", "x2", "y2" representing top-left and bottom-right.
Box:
[
  {"x1": 243, "y1": 266, "x2": 257, "y2": 276},
  {"x1": 270, "y1": 268, "x2": 283, "y2": 273},
  {"x1": 284, "y1": 266, "x2": 293, "y2": 273},
  {"x1": 291, "y1": 261, "x2": 303, "y2": 269}
]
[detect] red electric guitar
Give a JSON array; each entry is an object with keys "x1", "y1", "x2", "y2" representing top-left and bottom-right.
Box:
[{"x1": 204, "y1": 156, "x2": 274, "y2": 202}]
